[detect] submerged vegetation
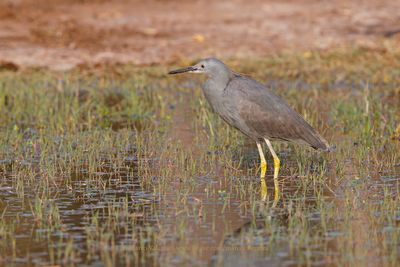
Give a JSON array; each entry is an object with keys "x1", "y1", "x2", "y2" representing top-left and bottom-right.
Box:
[{"x1": 0, "y1": 48, "x2": 399, "y2": 266}]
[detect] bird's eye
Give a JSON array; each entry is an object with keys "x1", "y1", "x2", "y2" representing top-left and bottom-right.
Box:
[{"x1": 201, "y1": 64, "x2": 204, "y2": 68}]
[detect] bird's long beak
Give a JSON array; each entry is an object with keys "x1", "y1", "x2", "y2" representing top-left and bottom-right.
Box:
[{"x1": 168, "y1": 66, "x2": 197, "y2": 74}]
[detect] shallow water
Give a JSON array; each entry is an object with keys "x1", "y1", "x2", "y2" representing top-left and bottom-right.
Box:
[{"x1": 2, "y1": 153, "x2": 398, "y2": 266}]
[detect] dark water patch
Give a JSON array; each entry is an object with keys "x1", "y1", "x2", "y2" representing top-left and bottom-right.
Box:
[
  {"x1": 211, "y1": 166, "x2": 400, "y2": 267},
  {"x1": 0, "y1": 150, "x2": 160, "y2": 266}
]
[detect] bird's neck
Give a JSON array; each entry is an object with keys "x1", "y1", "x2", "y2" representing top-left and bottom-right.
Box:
[
  {"x1": 206, "y1": 69, "x2": 234, "y2": 92},
  {"x1": 202, "y1": 70, "x2": 234, "y2": 112}
]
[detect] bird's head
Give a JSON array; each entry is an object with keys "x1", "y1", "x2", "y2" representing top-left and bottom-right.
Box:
[{"x1": 168, "y1": 58, "x2": 231, "y2": 78}]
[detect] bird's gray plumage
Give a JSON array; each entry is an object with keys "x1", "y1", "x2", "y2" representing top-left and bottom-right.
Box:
[{"x1": 170, "y1": 58, "x2": 330, "y2": 151}]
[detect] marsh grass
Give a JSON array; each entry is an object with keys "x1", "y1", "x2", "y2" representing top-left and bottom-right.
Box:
[{"x1": 0, "y1": 48, "x2": 399, "y2": 266}]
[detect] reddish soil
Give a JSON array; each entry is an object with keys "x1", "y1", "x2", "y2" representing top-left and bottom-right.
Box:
[{"x1": 0, "y1": 0, "x2": 399, "y2": 70}]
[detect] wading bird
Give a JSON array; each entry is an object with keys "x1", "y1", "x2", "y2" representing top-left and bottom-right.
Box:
[{"x1": 169, "y1": 58, "x2": 331, "y2": 201}]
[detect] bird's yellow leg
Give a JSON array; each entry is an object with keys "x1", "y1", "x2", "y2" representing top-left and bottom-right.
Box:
[
  {"x1": 265, "y1": 138, "x2": 280, "y2": 202},
  {"x1": 256, "y1": 142, "x2": 268, "y2": 201}
]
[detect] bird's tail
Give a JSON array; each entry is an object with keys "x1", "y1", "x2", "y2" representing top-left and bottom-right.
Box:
[
  {"x1": 321, "y1": 144, "x2": 336, "y2": 152},
  {"x1": 309, "y1": 134, "x2": 334, "y2": 152},
  {"x1": 298, "y1": 124, "x2": 333, "y2": 152}
]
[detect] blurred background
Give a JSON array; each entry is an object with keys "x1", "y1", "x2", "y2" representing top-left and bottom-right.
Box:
[{"x1": 0, "y1": 0, "x2": 399, "y2": 70}]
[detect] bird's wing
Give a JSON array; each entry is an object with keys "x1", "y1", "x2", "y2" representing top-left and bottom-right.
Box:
[{"x1": 226, "y1": 76, "x2": 329, "y2": 150}]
